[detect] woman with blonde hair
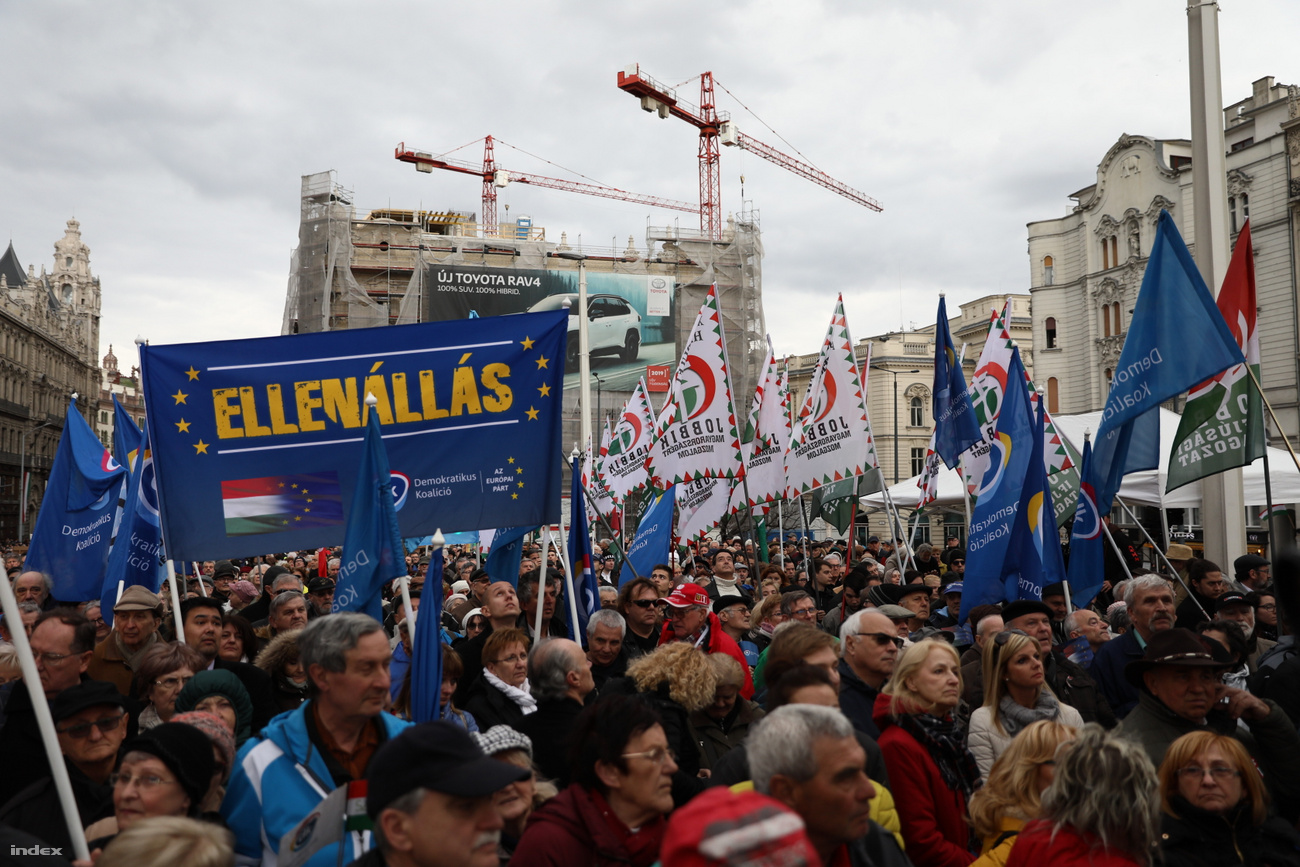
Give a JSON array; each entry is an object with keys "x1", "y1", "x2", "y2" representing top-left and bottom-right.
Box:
[
  {"x1": 1007, "y1": 724, "x2": 1158, "y2": 867},
  {"x1": 1157, "y1": 730, "x2": 1300, "y2": 867},
  {"x1": 875, "y1": 638, "x2": 979, "y2": 866},
  {"x1": 967, "y1": 629, "x2": 1084, "y2": 780},
  {"x1": 95, "y1": 816, "x2": 233, "y2": 867},
  {"x1": 967, "y1": 720, "x2": 1077, "y2": 866}
]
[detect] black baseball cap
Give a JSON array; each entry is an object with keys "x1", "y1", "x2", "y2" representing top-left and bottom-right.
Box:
[
  {"x1": 306, "y1": 577, "x2": 336, "y2": 594},
  {"x1": 367, "y1": 721, "x2": 529, "y2": 818},
  {"x1": 1216, "y1": 592, "x2": 1254, "y2": 612}
]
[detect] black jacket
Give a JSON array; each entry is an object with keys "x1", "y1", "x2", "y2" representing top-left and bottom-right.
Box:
[
  {"x1": 0, "y1": 761, "x2": 114, "y2": 854},
  {"x1": 515, "y1": 697, "x2": 585, "y2": 785},
  {"x1": 843, "y1": 821, "x2": 913, "y2": 867},
  {"x1": 463, "y1": 678, "x2": 528, "y2": 730},
  {"x1": 1175, "y1": 589, "x2": 1218, "y2": 631},
  {"x1": 1159, "y1": 796, "x2": 1300, "y2": 867},
  {"x1": 837, "y1": 659, "x2": 882, "y2": 739},
  {"x1": 1044, "y1": 650, "x2": 1117, "y2": 729}
]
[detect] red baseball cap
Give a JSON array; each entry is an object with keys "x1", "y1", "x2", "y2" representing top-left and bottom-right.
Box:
[
  {"x1": 661, "y1": 787, "x2": 818, "y2": 867},
  {"x1": 664, "y1": 583, "x2": 710, "y2": 608}
]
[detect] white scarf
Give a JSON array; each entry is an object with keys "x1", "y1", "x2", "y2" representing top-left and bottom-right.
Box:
[{"x1": 484, "y1": 669, "x2": 537, "y2": 715}]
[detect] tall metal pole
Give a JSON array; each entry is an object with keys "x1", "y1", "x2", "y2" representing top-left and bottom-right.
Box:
[
  {"x1": 578, "y1": 260, "x2": 592, "y2": 450},
  {"x1": 1188, "y1": 0, "x2": 1246, "y2": 566},
  {"x1": 17, "y1": 420, "x2": 53, "y2": 544}
]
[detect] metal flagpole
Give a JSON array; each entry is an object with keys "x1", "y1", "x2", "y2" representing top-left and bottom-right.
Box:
[
  {"x1": 400, "y1": 575, "x2": 417, "y2": 652},
  {"x1": 165, "y1": 561, "x2": 185, "y2": 642},
  {"x1": 797, "y1": 492, "x2": 811, "y2": 570},
  {"x1": 555, "y1": 528, "x2": 583, "y2": 644},
  {"x1": 777, "y1": 497, "x2": 786, "y2": 570},
  {"x1": 1100, "y1": 522, "x2": 1135, "y2": 586},
  {"x1": 534, "y1": 529, "x2": 549, "y2": 639},
  {"x1": 1115, "y1": 496, "x2": 1209, "y2": 621}
]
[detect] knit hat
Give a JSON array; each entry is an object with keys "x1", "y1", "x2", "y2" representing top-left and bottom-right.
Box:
[
  {"x1": 229, "y1": 580, "x2": 259, "y2": 604},
  {"x1": 174, "y1": 669, "x2": 255, "y2": 745},
  {"x1": 120, "y1": 722, "x2": 215, "y2": 812},
  {"x1": 471, "y1": 724, "x2": 534, "y2": 760},
  {"x1": 660, "y1": 787, "x2": 818, "y2": 867},
  {"x1": 171, "y1": 710, "x2": 236, "y2": 784}
]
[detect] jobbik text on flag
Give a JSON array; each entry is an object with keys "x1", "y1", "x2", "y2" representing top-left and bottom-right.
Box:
[{"x1": 139, "y1": 311, "x2": 568, "y2": 560}]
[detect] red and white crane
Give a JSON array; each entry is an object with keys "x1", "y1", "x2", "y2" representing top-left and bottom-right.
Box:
[
  {"x1": 616, "y1": 64, "x2": 883, "y2": 240},
  {"x1": 395, "y1": 137, "x2": 698, "y2": 237}
]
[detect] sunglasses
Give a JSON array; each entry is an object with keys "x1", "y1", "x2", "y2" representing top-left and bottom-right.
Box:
[
  {"x1": 857, "y1": 631, "x2": 904, "y2": 649},
  {"x1": 994, "y1": 628, "x2": 1032, "y2": 646},
  {"x1": 57, "y1": 712, "x2": 125, "y2": 739},
  {"x1": 630, "y1": 599, "x2": 662, "y2": 609}
]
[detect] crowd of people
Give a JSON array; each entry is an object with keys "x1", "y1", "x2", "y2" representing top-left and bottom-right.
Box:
[{"x1": 2, "y1": 534, "x2": 1300, "y2": 867}]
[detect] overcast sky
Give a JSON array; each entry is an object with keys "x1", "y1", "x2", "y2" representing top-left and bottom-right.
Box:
[{"x1": 2, "y1": 1, "x2": 1297, "y2": 374}]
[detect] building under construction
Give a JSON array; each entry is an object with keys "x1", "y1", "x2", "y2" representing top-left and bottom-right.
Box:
[{"x1": 281, "y1": 170, "x2": 767, "y2": 461}]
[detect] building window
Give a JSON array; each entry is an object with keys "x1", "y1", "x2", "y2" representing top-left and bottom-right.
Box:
[
  {"x1": 1229, "y1": 193, "x2": 1251, "y2": 233},
  {"x1": 911, "y1": 447, "x2": 926, "y2": 478},
  {"x1": 1045, "y1": 317, "x2": 1057, "y2": 349},
  {"x1": 1111, "y1": 302, "x2": 1122, "y2": 335},
  {"x1": 909, "y1": 397, "x2": 924, "y2": 427},
  {"x1": 1102, "y1": 239, "x2": 1110, "y2": 270},
  {"x1": 1047, "y1": 377, "x2": 1059, "y2": 414},
  {"x1": 1111, "y1": 236, "x2": 1119, "y2": 266},
  {"x1": 1043, "y1": 255, "x2": 1054, "y2": 286},
  {"x1": 1103, "y1": 306, "x2": 1111, "y2": 338},
  {"x1": 1104, "y1": 368, "x2": 1113, "y2": 392}
]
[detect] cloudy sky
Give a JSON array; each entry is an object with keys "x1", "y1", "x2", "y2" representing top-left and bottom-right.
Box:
[{"x1": 2, "y1": 1, "x2": 1297, "y2": 372}]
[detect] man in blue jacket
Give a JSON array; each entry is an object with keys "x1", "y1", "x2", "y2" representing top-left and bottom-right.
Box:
[
  {"x1": 222, "y1": 612, "x2": 411, "y2": 866},
  {"x1": 1088, "y1": 574, "x2": 1176, "y2": 719}
]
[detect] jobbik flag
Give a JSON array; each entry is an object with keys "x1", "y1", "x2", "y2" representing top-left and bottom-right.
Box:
[
  {"x1": 786, "y1": 295, "x2": 877, "y2": 498},
  {"x1": 917, "y1": 430, "x2": 942, "y2": 509},
  {"x1": 933, "y1": 295, "x2": 982, "y2": 468},
  {"x1": 332, "y1": 400, "x2": 408, "y2": 623},
  {"x1": 139, "y1": 310, "x2": 568, "y2": 560},
  {"x1": 26, "y1": 400, "x2": 128, "y2": 602},
  {"x1": 600, "y1": 379, "x2": 656, "y2": 502},
  {"x1": 1000, "y1": 389, "x2": 1067, "y2": 606},
  {"x1": 1167, "y1": 221, "x2": 1264, "y2": 491},
  {"x1": 567, "y1": 451, "x2": 601, "y2": 642},
  {"x1": 958, "y1": 347, "x2": 1035, "y2": 624},
  {"x1": 100, "y1": 424, "x2": 164, "y2": 626},
  {"x1": 645, "y1": 284, "x2": 744, "y2": 488},
  {"x1": 730, "y1": 342, "x2": 790, "y2": 516}
]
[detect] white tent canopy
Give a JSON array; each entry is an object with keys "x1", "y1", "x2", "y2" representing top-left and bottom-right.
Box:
[{"x1": 861, "y1": 408, "x2": 1300, "y2": 512}]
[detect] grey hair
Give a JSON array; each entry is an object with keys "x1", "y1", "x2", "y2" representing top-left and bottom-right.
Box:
[
  {"x1": 749, "y1": 704, "x2": 854, "y2": 795},
  {"x1": 840, "y1": 608, "x2": 873, "y2": 643},
  {"x1": 13, "y1": 572, "x2": 52, "y2": 594},
  {"x1": 587, "y1": 608, "x2": 626, "y2": 638},
  {"x1": 1063, "y1": 610, "x2": 1088, "y2": 635},
  {"x1": 269, "y1": 590, "x2": 305, "y2": 617},
  {"x1": 975, "y1": 612, "x2": 1004, "y2": 637},
  {"x1": 372, "y1": 788, "x2": 427, "y2": 851},
  {"x1": 78, "y1": 600, "x2": 101, "y2": 615},
  {"x1": 299, "y1": 613, "x2": 384, "y2": 692},
  {"x1": 527, "y1": 639, "x2": 582, "y2": 702},
  {"x1": 270, "y1": 573, "x2": 301, "y2": 592},
  {"x1": 1039, "y1": 723, "x2": 1159, "y2": 866},
  {"x1": 1108, "y1": 603, "x2": 1132, "y2": 633},
  {"x1": 1119, "y1": 574, "x2": 1170, "y2": 607}
]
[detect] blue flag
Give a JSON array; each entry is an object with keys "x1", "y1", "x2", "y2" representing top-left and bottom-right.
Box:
[
  {"x1": 1001, "y1": 390, "x2": 1067, "y2": 608},
  {"x1": 100, "y1": 424, "x2": 165, "y2": 626},
  {"x1": 410, "y1": 545, "x2": 445, "y2": 722},
  {"x1": 485, "y1": 525, "x2": 537, "y2": 586},
  {"x1": 112, "y1": 396, "x2": 142, "y2": 471},
  {"x1": 932, "y1": 296, "x2": 981, "y2": 468},
  {"x1": 618, "y1": 487, "x2": 675, "y2": 588},
  {"x1": 958, "y1": 348, "x2": 1035, "y2": 624},
  {"x1": 1066, "y1": 439, "x2": 1105, "y2": 610},
  {"x1": 331, "y1": 404, "x2": 407, "y2": 623},
  {"x1": 26, "y1": 401, "x2": 128, "y2": 601},
  {"x1": 567, "y1": 453, "x2": 602, "y2": 645},
  {"x1": 1088, "y1": 210, "x2": 1245, "y2": 514}
]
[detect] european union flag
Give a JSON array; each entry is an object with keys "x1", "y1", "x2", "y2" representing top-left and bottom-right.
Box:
[
  {"x1": 486, "y1": 525, "x2": 537, "y2": 587},
  {"x1": 932, "y1": 296, "x2": 981, "y2": 468},
  {"x1": 26, "y1": 400, "x2": 128, "y2": 602},
  {"x1": 101, "y1": 424, "x2": 164, "y2": 627},
  {"x1": 220, "y1": 472, "x2": 344, "y2": 536},
  {"x1": 1001, "y1": 390, "x2": 1067, "y2": 607},
  {"x1": 410, "y1": 545, "x2": 445, "y2": 722},
  {"x1": 332, "y1": 403, "x2": 407, "y2": 623},
  {"x1": 1066, "y1": 438, "x2": 1105, "y2": 610},
  {"x1": 567, "y1": 452, "x2": 601, "y2": 644}
]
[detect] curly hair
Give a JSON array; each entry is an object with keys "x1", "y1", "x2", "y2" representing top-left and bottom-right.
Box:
[
  {"x1": 968, "y1": 719, "x2": 1077, "y2": 839},
  {"x1": 625, "y1": 642, "x2": 718, "y2": 712}
]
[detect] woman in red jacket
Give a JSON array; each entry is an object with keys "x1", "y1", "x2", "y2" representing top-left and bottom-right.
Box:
[
  {"x1": 873, "y1": 638, "x2": 979, "y2": 867},
  {"x1": 1006, "y1": 723, "x2": 1158, "y2": 867}
]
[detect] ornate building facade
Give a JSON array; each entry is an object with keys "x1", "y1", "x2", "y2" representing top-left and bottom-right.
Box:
[
  {"x1": 0, "y1": 219, "x2": 102, "y2": 541},
  {"x1": 95, "y1": 345, "x2": 145, "y2": 452}
]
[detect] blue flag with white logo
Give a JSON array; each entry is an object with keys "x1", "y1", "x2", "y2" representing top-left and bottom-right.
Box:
[
  {"x1": 932, "y1": 296, "x2": 981, "y2": 468},
  {"x1": 958, "y1": 348, "x2": 1035, "y2": 624},
  {"x1": 618, "y1": 487, "x2": 675, "y2": 588},
  {"x1": 100, "y1": 424, "x2": 164, "y2": 626},
  {"x1": 410, "y1": 544, "x2": 445, "y2": 722},
  {"x1": 331, "y1": 404, "x2": 407, "y2": 623},
  {"x1": 1001, "y1": 390, "x2": 1067, "y2": 608},
  {"x1": 486, "y1": 525, "x2": 537, "y2": 587},
  {"x1": 1066, "y1": 438, "x2": 1105, "y2": 610},
  {"x1": 567, "y1": 452, "x2": 602, "y2": 645},
  {"x1": 1088, "y1": 210, "x2": 1245, "y2": 516},
  {"x1": 26, "y1": 400, "x2": 128, "y2": 601},
  {"x1": 112, "y1": 396, "x2": 142, "y2": 471}
]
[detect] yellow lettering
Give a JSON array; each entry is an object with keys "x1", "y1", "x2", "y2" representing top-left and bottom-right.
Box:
[
  {"x1": 450, "y1": 366, "x2": 483, "y2": 416},
  {"x1": 363, "y1": 375, "x2": 395, "y2": 425},
  {"x1": 322, "y1": 378, "x2": 361, "y2": 428},
  {"x1": 266, "y1": 384, "x2": 299, "y2": 435},
  {"x1": 295, "y1": 381, "x2": 326, "y2": 432},
  {"x1": 480, "y1": 363, "x2": 513, "y2": 413},
  {"x1": 213, "y1": 388, "x2": 243, "y2": 439},
  {"x1": 239, "y1": 387, "x2": 273, "y2": 437},
  {"x1": 391, "y1": 373, "x2": 423, "y2": 424},
  {"x1": 419, "y1": 370, "x2": 448, "y2": 420}
]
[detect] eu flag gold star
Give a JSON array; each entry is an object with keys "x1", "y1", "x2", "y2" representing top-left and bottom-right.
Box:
[
  {"x1": 538, "y1": 383, "x2": 551, "y2": 397},
  {"x1": 175, "y1": 419, "x2": 191, "y2": 433},
  {"x1": 186, "y1": 367, "x2": 201, "y2": 381},
  {"x1": 508, "y1": 457, "x2": 515, "y2": 464},
  {"x1": 172, "y1": 389, "x2": 188, "y2": 405},
  {"x1": 535, "y1": 355, "x2": 549, "y2": 369},
  {"x1": 517, "y1": 481, "x2": 524, "y2": 488},
  {"x1": 526, "y1": 407, "x2": 539, "y2": 421},
  {"x1": 194, "y1": 440, "x2": 209, "y2": 455},
  {"x1": 521, "y1": 336, "x2": 535, "y2": 350},
  {"x1": 512, "y1": 493, "x2": 518, "y2": 500}
]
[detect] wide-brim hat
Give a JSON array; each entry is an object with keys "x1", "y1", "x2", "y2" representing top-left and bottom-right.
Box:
[{"x1": 1124, "y1": 627, "x2": 1232, "y2": 688}]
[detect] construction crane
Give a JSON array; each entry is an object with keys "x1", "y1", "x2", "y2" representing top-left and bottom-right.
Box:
[
  {"x1": 616, "y1": 64, "x2": 883, "y2": 240},
  {"x1": 395, "y1": 137, "x2": 698, "y2": 237}
]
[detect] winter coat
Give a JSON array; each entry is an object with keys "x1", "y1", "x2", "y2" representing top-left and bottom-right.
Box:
[
  {"x1": 962, "y1": 650, "x2": 1114, "y2": 730},
  {"x1": 0, "y1": 760, "x2": 113, "y2": 854},
  {"x1": 970, "y1": 816, "x2": 1025, "y2": 867},
  {"x1": 515, "y1": 697, "x2": 585, "y2": 785},
  {"x1": 872, "y1": 693, "x2": 975, "y2": 867},
  {"x1": 839, "y1": 820, "x2": 914, "y2": 867},
  {"x1": 967, "y1": 700, "x2": 1085, "y2": 780},
  {"x1": 1087, "y1": 628, "x2": 1145, "y2": 719},
  {"x1": 1006, "y1": 821, "x2": 1142, "y2": 867},
  {"x1": 1159, "y1": 796, "x2": 1300, "y2": 867},
  {"x1": 221, "y1": 701, "x2": 411, "y2": 867},
  {"x1": 463, "y1": 676, "x2": 529, "y2": 730},
  {"x1": 600, "y1": 678, "x2": 704, "y2": 808},
  {"x1": 687, "y1": 699, "x2": 765, "y2": 771},
  {"x1": 838, "y1": 659, "x2": 883, "y2": 739},
  {"x1": 508, "y1": 784, "x2": 664, "y2": 867}
]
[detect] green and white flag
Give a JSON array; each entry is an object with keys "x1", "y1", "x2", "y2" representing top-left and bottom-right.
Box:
[{"x1": 1167, "y1": 222, "x2": 1265, "y2": 491}]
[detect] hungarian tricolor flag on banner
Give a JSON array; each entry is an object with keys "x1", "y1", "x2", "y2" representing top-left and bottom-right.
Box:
[
  {"x1": 1166, "y1": 221, "x2": 1265, "y2": 491},
  {"x1": 730, "y1": 340, "x2": 790, "y2": 516},
  {"x1": 600, "y1": 379, "x2": 657, "y2": 502}
]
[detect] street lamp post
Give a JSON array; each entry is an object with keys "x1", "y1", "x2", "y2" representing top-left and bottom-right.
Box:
[
  {"x1": 868, "y1": 365, "x2": 921, "y2": 485},
  {"x1": 17, "y1": 420, "x2": 55, "y2": 544},
  {"x1": 554, "y1": 252, "x2": 591, "y2": 449},
  {"x1": 591, "y1": 371, "x2": 605, "y2": 429}
]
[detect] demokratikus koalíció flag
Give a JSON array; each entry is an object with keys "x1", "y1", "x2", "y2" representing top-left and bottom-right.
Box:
[
  {"x1": 1000, "y1": 378, "x2": 1067, "y2": 607},
  {"x1": 932, "y1": 295, "x2": 982, "y2": 468},
  {"x1": 100, "y1": 422, "x2": 165, "y2": 626}
]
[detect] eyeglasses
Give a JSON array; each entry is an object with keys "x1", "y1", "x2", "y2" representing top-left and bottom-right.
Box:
[
  {"x1": 994, "y1": 629, "x2": 1031, "y2": 646},
  {"x1": 790, "y1": 606, "x2": 816, "y2": 618},
  {"x1": 1258, "y1": 603, "x2": 1277, "y2": 611},
  {"x1": 622, "y1": 746, "x2": 677, "y2": 765},
  {"x1": 154, "y1": 674, "x2": 193, "y2": 690},
  {"x1": 110, "y1": 772, "x2": 178, "y2": 790},
  {"x1": 34, "y1": 651, "x2": 77, "y2": 666},
  {"x1": 58, "y1": 713, "x2": 125, "y2": 739},
  {"x1": 856, "y1": 631, "x2": 904, "y2": 649},
  {"x1": 1177, "y1": 765, "x2": 1240, "y2": 781},
  {"x1": 493, "y1": 653, "x2": 527, "y2": 665},
  {"x1": 630, "y1": 599, "x2": 661, "y2": 609}
]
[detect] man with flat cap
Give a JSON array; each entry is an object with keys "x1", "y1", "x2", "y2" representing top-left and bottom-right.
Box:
[
  {"x1": 350, "y1": 720, "x2": 529, "y2": 867},
  {"x1": 86, "y1": 585, "x2": 163, "y2": 696}
]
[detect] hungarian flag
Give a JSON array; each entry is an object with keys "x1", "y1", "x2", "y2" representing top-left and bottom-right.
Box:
[
  {"x1": 600, "y1": 379, "x2": 657, "y2": 502},
  {"x1": 1166, "y1": 221, "x2": 1264, "y2": 491},
  {"x1": 917, "y1": 430, "x2": 942, "y2": 509},
  {"x1": 220, "y1": 472, "x2": 344, "y2": 536},
  {"x1": 730, "y1": 342, "x2": 790, "y2": 515}
]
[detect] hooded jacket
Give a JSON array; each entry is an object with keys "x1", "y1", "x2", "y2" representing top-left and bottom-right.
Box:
[{"x1": 221, "y1": 701, "x2": 410, "y2": 867}]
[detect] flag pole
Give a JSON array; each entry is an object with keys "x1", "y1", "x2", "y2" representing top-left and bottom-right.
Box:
[
  {"x1": 1262, "y1": 444, "x2": 1279, "y2": 565},
  {"x1": 1115, "y1": 496, "x2": 1210, "y2": 621},
  {"x1": 534, "y1": 528, "x2": 549, "y2": 639},
  {"x1": 1245, "y1": 366, "x2": 1300, "y2": 475},
  {"x1": 399, "y1": 575, "x2": 417, "y2": 653},
  {"x1": 1099, "y1": 522, "x2": 1135, "y2": 587},
  {"x1": 0, "y1": 574, "x2": 90, "y2": 861},
  {"x1": 165, "y1": 561, "x2": 185, "y2": 643}
]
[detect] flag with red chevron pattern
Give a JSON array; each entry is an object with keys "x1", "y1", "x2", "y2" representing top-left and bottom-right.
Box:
[
  {"x1": 917, "y1": 429, "x2": 942, "y2": 509},
  {"x1": 730, "y1": 342, "x2": 791, "y2": 515},
  {"x1": 645, "y1": 284, "x2": 745, "y2": 487},
  {"x1": 600, "y1": 380, "x2": 657, "y2": 502},
  {"x1": 785, "y1": 295, "x2": 877, "y2": 498}
]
